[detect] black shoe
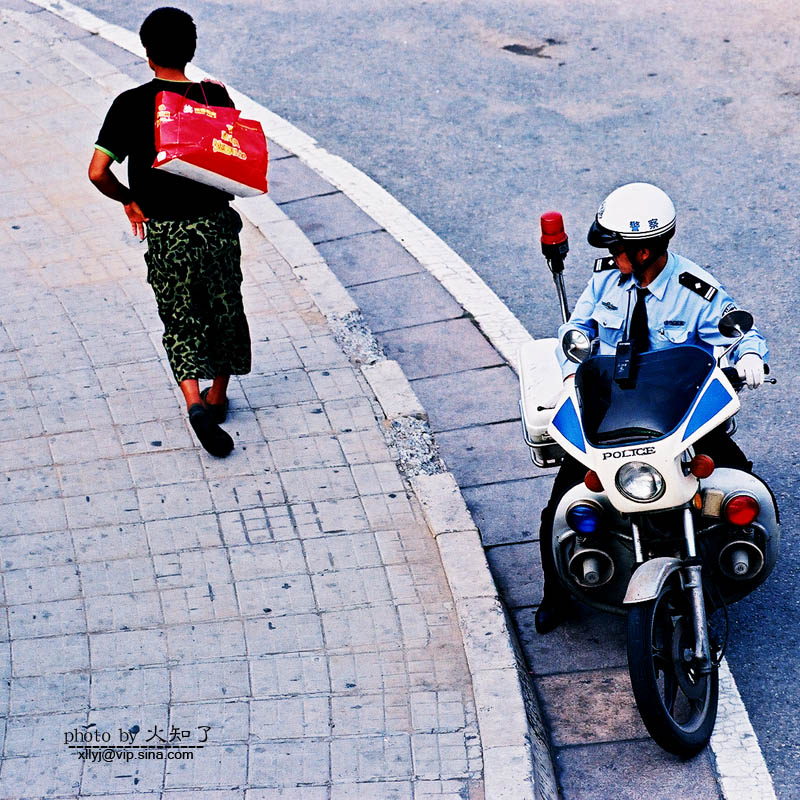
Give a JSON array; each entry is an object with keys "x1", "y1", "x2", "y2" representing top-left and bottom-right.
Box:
[
  {"x1": 188, "y1": 403, "x2": 233, "y2": 457},
  {"x1": 200, "y1": 387, "x2": 229, "y2": 424},
  {"x1": 534, "y1": 593, "x2": 569, "y2": 635}
]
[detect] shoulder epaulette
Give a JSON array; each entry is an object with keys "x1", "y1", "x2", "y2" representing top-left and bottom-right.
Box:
[
  {"x1": 593, "y1": 257, "x2": 616, "y2": 272},
  {"x1": 678, "y1": 271, "x2": 717, "y2": 301}
]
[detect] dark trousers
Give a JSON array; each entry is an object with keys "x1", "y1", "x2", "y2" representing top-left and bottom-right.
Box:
[{"x1": 538, "y1": 427, "x2": 751, "y2": 602}]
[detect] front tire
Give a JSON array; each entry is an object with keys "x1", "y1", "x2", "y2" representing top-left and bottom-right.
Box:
[{"x1": 627, "y1": 577, "x2": 719, "y2": 757}]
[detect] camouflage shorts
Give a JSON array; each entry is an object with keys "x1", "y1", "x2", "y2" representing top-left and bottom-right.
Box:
[{"x1": 144, "y1": 206, "x2": 252, "y2": 384}]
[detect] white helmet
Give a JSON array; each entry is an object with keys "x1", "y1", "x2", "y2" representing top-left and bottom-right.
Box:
[{"x1": 588, "y1": 182, "x2": 676, "y2": 247}]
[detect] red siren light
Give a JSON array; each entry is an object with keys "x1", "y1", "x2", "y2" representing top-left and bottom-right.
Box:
[{"x1": 540, "y1": 211, "x2": 567, "y2": 246}]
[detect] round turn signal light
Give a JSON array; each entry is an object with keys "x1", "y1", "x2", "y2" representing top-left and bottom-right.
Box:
[
  {"x1": 584, "y1": 470, "x2": 603, "y2": 492},
  {"x1": 689, "y1": 454, "x2": 715, "y2": 478}
]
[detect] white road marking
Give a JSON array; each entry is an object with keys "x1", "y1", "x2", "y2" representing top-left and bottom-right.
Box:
[{"x1": 29, "y1": 1, "x2": 778, "y2": 797}]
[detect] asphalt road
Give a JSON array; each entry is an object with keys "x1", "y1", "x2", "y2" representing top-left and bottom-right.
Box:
[{"x1": 75, "y1": 0, "x2": 799, "y2": 795}]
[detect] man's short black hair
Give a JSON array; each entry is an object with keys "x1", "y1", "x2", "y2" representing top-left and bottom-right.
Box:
[{"x1": 140, "y1": 7, "x2": 196, "y2": 69}]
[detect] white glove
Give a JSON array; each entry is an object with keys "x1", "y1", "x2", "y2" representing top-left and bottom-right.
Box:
[{"x1": 735, "y1": 353, "x2": 764, "y2": 389}]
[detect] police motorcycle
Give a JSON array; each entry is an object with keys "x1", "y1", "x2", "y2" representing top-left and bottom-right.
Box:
[{"x1": 518, "y1": 212, "x2": 779, "y2": 757}]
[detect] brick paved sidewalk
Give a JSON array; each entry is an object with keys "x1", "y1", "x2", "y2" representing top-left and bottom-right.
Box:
[{"x1": 0, "y1": 9, "x2": 484, "y2": 798}]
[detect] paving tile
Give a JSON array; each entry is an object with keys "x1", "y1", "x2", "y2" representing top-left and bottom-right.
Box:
[
  {"x1": 145, "y1": 514, "x2": 222, "y2": 554},
  {"x1": 308, "y1": 366, "x2": 365, "y2": 402},
  {"x1": 11, "y1": 633, "x2": 89, "y2": 676},
  {"x1": 350, "y1": 272, "x2": 463, "y2": 333},
  {"x1": 166, "y1": 620, "x2": 246, "y2": 663},
  {"x1": 331, "y1": 691, "x2": 410, "y2": 735},
  {"x1": 79, "y1": 556, "x2": 156, "y2": 597},
  {"x1": 512, "y1": 604, "x2": 628, "y2": 675},
  {"x1": 268, "y1": 433, "x2": 345, "y2": 471},
  {"x1": 254, "y1": 402, "x2": 332, "y2": 441},
  {"x1": 244, "y1": 614, "x2": 324, "y2": 656},
  {"x1": 311, "y1": 566, "x2": 392, "y2": 610},
  {"x1": 164, "y1": 742, "x2": 249, "y2": 788},
  {"x1": 88, "y1": 666, "x2": 170, "y2": 711},
  {"x1": 85, "y1": 590, "x2": 163, "y2": 632},
  {"x1": 248, "y1": 739, "x2": 330, "y2": 786},
  {"x1": 71, "y1": 522, "x2": 150, "y2": 562},
  {"x1": 89, "y1": 629, "x2": 167, "y2": 670},
  {"x1": 282, "y1": 192, "x2": 380, "y2": 244},
  {"x1": 462, "y1": 476, "x2": 554, "y2": 547},
  {"x1": 555, "y1": 739, "x2": 719, "y2": 800},
  {"x1": 8, "y1": 597, "x2": 86, "y2": 639},
  {"x1": 267, "y1": 156, "x2": 335, "y2": 204},
  {"x1": 484, "y1": 541, "x2": 543, "y2": 609},
  {"x1": 170, "y1": 660, "x2": 251, "y2": 703},
  {"x1": 228, "y1": 540, "x2": 307, "y2": 583},
  {"x1": 64, "y1": 488, "x2": 140, "y2": 529},
  {"x1": 378, "y1": 318, "x2": 504, "y2": 380},
  {"x1": 0, "y1": 530, "x2": 74, "y2": 570},
  {"x1": 317, "y1": 230, "x2": 423, "y2": 287},
  {"x1": 330, "y1": 734, "x2": 413, "y2": 782},
  {"x1": 3, "y1": 563, "x2": 81, "y2": 605},
  {"x1": 137, "y1": 481, "x2": 214, "y2": 521},
  {"x1": 435, "y1": 421, "x2": 545, "y2": 488},
  {"x1": 410, "y1": 365, "x2": 520, "y2": 433},
  {"x1": 236, "y1": 574, "x2": 316, "y2": 618},
  {"x1": 240, "y1": 369, "x2": 317, "y2": 408},
  {"x1": 249, "y1": 652, "x2": 330, "y2": 698},
  {"x1": 279, "y1": 465, "x2": 358, "y2": 503},
  {"x1": 0, "y1": 753, "x2": 82, "y2": 799},
  {"x1": 250, "y1": 696, "x2": 330, "y2": 740},
  {"x1": 537, "y1": 668, "x2": 649, "y2": 746},
  {"x1": 9, "y1": 672, "x2": 90, "y2": 715}
]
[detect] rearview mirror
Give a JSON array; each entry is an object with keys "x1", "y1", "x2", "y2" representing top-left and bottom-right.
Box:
[
  {"x1": 718, "y1": 309, "x2": 754, "y2": 338},
  {"x1": 562, "y1": 329, "x2": 594, "y2": 363}
]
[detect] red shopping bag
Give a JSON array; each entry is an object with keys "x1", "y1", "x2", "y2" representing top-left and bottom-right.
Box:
[{"x1": 153, "y1": 89, "x2": 268, "y2": 196}]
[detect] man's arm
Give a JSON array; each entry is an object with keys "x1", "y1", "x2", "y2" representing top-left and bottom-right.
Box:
[
  {"x1": 556, "y1": 279, "x2": 601, "y2": 377},
  {"x1": 88, "y1": 148, "x2": 149, "y2": 240}
]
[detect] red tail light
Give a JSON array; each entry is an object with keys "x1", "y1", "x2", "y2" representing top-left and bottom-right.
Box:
[{"x1": 724, "y1": 494, "x2": 760, "y2": 526}]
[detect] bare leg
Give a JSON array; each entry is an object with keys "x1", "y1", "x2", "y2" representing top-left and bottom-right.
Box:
[
  {"x1": 205, "y1": 375, "x2": 230, "y2": 407},
  {"x1": 179, "y1": 378, "x2": 202, "y2": 411}
]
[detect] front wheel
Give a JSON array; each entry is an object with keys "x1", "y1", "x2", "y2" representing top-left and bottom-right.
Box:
[{"x1": 626, "y1": 577, "x2": 719, "y2": 757}]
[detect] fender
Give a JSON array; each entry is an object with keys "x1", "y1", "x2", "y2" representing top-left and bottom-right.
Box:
[{"x1": 623, "y1": 556, "x2": 683, "y2": 604}]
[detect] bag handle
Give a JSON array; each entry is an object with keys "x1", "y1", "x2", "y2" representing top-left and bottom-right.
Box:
[{"x1": 180, "y1": 79, "x2": 233, "y2": 109}]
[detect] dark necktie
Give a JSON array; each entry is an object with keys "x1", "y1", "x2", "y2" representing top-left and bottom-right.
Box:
[{"x1": 630, "y1": 287, "x2": 650, "y2": 354}]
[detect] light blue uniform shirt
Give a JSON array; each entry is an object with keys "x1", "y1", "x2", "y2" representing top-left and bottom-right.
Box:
[{"x1": 557, "y1": 252, "x2": 768, "y2": 376}]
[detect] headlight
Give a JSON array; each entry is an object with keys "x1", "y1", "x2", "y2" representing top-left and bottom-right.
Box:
[{"x1": 615, "y1": 461, "x2": 665, "y2": 502}]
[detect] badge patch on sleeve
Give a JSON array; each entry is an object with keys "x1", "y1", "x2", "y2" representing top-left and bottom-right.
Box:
[{"x1": 679, "y1": 271, "x2": 717, "y2": 301}]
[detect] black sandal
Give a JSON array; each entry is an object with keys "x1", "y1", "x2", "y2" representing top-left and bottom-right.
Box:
[
  {"x1": 200, "y1": 387, "x2": 229, "y2": 424},
  {"x1": 188, "y1": 404, "x2": 233, "y2": 457}
]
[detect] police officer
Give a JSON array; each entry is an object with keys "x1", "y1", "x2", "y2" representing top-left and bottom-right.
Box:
[{"x1": 535, "y1": 182, "x2": 769, "y2": 634}]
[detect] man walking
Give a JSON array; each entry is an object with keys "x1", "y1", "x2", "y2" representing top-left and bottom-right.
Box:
[{"x1": 88, "y1": 6, "x2": 251, "y2": 458}]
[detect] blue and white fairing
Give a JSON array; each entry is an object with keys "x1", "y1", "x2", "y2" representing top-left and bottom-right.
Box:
[{"x1": 547, "y1": 345, "x2": 740, "y2": 514}]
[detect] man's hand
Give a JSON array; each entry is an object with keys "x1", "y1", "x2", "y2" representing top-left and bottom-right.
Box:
[
  {"x1": 736, "y1": 353, "x2": 765, "y2": 389},
  {"x1": 124, "y1": 201, "x2": 149, "y2": 240},
  {"x1": 89, "y1": 148, "x2": 149, "y2": 240}
]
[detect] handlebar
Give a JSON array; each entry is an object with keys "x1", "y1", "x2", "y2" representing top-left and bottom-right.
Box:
[{"x1": 722, "y1": 365, "x2": 776, "y2": 391}]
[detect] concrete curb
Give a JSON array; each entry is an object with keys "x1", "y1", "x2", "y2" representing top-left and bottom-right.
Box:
[{"x1": 19, "y1": 1, "x2": 557, "y2": 797}]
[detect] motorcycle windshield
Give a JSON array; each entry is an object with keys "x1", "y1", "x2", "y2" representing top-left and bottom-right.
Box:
[{"x1": 575, "y1": 346, "x2": 716, "y2": 446}]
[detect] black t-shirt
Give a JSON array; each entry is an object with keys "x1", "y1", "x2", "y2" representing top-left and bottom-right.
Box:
[{"x1": 96, "y1": 79, "x2": 234, "y2": 221}]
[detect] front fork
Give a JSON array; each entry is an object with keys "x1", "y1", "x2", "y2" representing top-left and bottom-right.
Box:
[
  {"x1": 631, "y1": 507, "x2": 712, "y2": 673},
  {"x1": 682, "y1": 507, "x2": 713, "y2": 673}
]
